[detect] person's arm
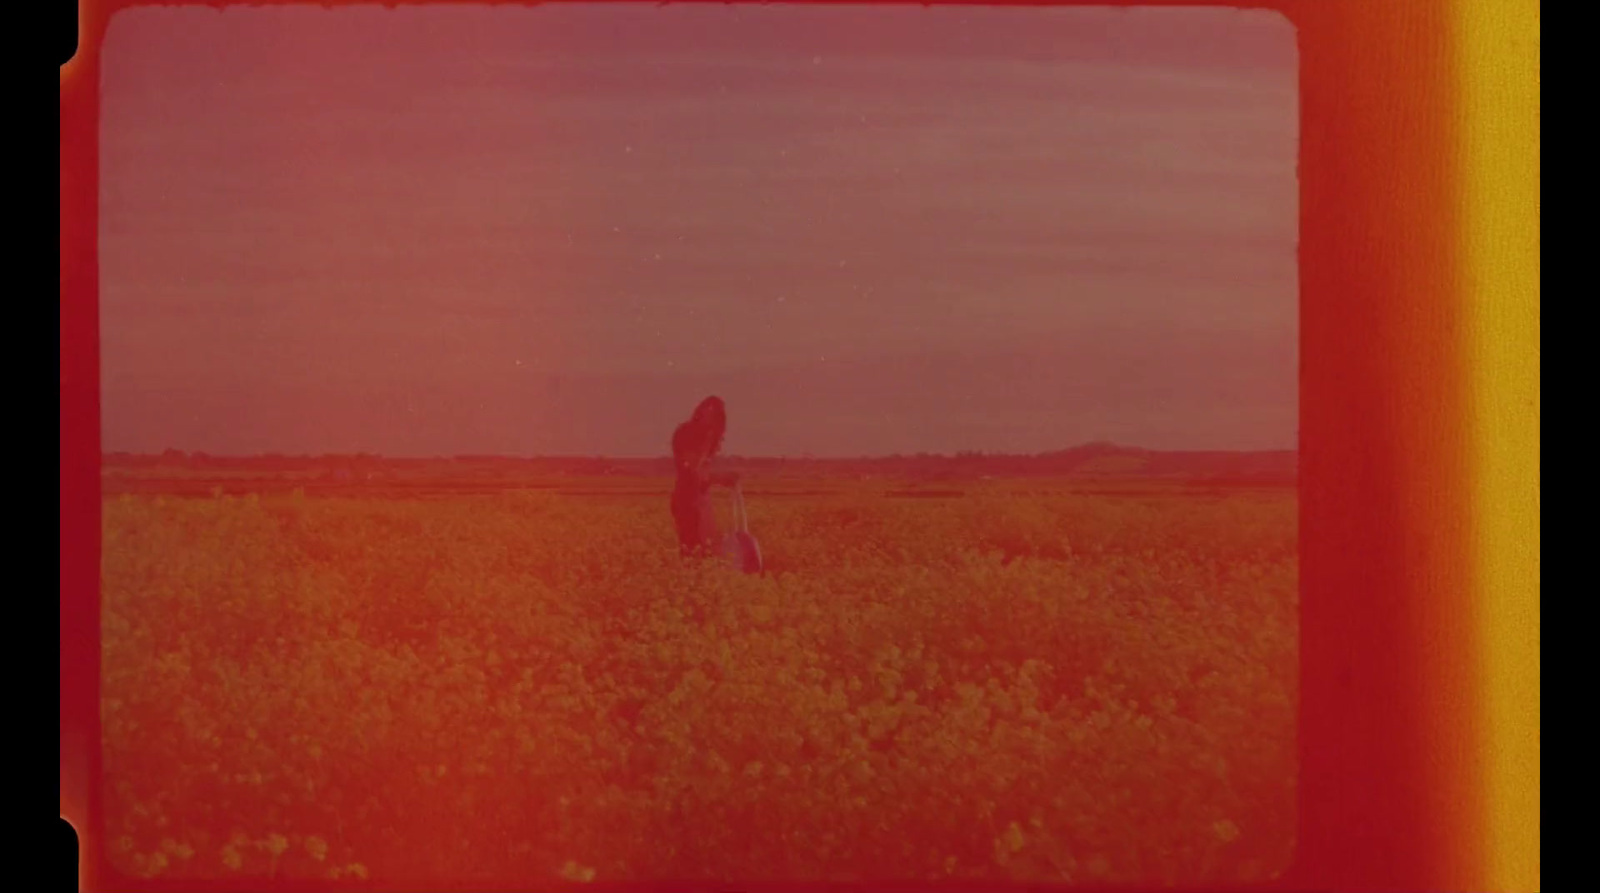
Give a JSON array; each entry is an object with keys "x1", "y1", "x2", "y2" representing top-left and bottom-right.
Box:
[{"x1": 687, "y1": 454, "x2": 723, "y2": 493}]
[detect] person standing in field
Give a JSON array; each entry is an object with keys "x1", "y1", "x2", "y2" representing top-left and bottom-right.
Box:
[{"x1": 671, "y1": 396, "x2": 741, "y2": 557}]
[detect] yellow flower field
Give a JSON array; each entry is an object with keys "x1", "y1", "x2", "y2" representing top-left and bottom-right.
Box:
[{"x1": 100, "y1": 479, "x2": 1297, "y2": 886}]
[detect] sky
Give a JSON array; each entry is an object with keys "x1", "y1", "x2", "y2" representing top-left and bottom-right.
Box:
[{"x1": 98, "y1": 4, "x2": 1298, "y2": 459}]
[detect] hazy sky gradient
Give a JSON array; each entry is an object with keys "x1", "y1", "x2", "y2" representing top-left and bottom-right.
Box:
[{"x1": 99, "y1": 4, "x2": 1298, "y2": 458}]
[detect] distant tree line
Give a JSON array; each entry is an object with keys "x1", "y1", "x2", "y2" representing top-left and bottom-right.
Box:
[{"x1": 106, "y1": 443, "x2": 1296, "y2": 484}]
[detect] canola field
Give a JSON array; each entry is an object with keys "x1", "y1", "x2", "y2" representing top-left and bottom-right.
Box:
[{"x1": 100, "y1": 479, "x2": 1298, "y2": 885}]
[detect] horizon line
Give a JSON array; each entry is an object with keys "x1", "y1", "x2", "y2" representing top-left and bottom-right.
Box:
[{"x1": 103, "y1": 442, "x2": 1300, "y2": 462}]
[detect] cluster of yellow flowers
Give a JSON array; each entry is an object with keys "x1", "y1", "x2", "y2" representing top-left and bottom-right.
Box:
[{"x1": 101, "y1": 480, "x2": 1297, "y2": 885}]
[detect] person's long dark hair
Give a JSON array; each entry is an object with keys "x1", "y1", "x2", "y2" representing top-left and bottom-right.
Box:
[{"x1": 672, "y1": 396, "x2": 726, "y2": 471}]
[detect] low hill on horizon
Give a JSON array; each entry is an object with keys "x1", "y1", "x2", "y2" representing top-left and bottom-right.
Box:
[{"x1": 103, "y1": 442, "x2": 1297, "y2": 485}]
